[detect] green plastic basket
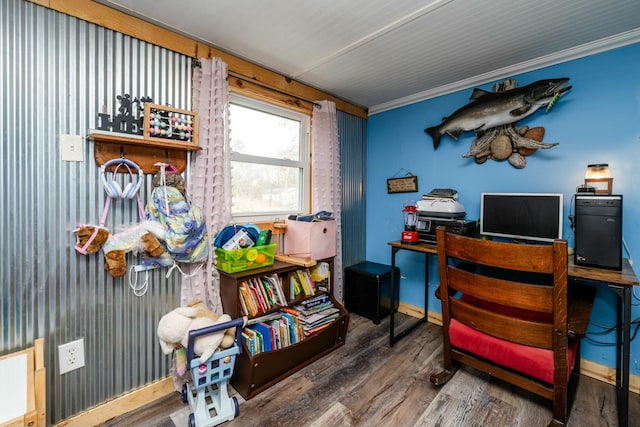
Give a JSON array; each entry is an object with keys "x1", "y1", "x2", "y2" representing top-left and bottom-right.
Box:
[{"x1": 215, "y1": 243, "x2": 276, "y2": 273}]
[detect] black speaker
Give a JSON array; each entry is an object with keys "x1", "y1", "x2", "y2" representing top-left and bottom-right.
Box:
[{"x1": 574, "y1": 194, "x2": 622, "y2": 270}]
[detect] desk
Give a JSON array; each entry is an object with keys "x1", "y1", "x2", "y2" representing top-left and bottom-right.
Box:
[
  {"x1": 388, "y1": 240, "x2": 638, "y2": 427},
  {"x1": 568, "y1": 257, "x2": 638, "y2": 427},
  {"x1": 388, "y1": 241, "x2": 436, "y2": 347}
]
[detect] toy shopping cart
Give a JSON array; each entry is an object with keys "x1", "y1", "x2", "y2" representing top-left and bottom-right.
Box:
[{"x1": 182, "y1": 317, "x2": 245, "y2": 427}]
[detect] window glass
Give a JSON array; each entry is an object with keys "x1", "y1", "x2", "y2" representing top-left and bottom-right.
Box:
[{"x1": 229, "y1": 95, "x2": 310, "y2": 221}]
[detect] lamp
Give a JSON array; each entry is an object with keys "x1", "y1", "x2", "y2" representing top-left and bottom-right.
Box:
[{"x1": 585, "y1": 164, "x2": 612, "y2": 195}]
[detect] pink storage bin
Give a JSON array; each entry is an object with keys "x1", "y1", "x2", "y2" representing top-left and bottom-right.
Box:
[{"x1": 284, "y1": 219, "x2": 336, "y2": 260}]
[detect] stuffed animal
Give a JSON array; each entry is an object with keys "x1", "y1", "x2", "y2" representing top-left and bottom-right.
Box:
[
  {"x1": 187, "y1": 300, "x2": 238, "y2": 349},
  {"x1": 157, "y1": 301, "x2": 245, "y2": 373},
  {"x1": 74, "y1": 225, "x2": 110, "y2": 255},
  {"x1": 101, "y1": 221, "x2": 166, "y2": 277},
  {"x1": 152, "y1": 169, "x2": 187, "y2": 198}
]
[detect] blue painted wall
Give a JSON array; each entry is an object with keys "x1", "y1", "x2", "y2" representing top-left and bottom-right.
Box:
[{"x1": 366, "y1": 43, "x2": 640, "y2": 375}]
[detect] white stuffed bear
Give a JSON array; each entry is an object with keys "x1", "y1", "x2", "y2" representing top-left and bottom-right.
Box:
[
  {"x1": 181, "y1": 314, "x2": 232, "y2": 362},
  {"x1": 157, "y1": 306, "x2": 232, "y2": 363}
]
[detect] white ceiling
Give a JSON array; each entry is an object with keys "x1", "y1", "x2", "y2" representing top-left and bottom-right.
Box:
[{"x1": 99, "y1": 0, "x2": 640, "y2": 114}]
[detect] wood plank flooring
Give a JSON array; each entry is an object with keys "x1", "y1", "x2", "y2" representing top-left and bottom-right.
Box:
[{"x1": 100, "y1": 313, "x2": 639, "y2": 427}]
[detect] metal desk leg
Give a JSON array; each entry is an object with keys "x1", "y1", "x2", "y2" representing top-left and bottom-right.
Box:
[
  {"x1": 389, "y1": 247, "x2": 398, "y2": 347},
  {"x1": 620, "y1": 286, "x2": 631, "y2": 427},
  {"x1": 389, "y1": 247, "x2": 429, "y2": 347},
  {"x1": 424, "y1": 253, "x2": 429, "y2": 323},
  {"x1": 611, "y1": 284, "x2": 630, "y2": 427}
]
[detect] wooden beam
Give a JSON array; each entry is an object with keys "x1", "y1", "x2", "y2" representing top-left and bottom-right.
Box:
[
  {"x1": 229, "y1": 76, "x2": 314, "y2": 115},
  {"x1": 54, "y1": 377, "x2": 175, "y2": 427},
  {"x1": 31, "y1": 0, "x2": 368, "y2": 119}
]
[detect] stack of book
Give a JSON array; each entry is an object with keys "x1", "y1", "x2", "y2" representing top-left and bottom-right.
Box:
[
  {"x1": 238, "y1": 274, "x2": 287, "y2": 317},
  {"x1": 286, "y1": 294, "x2": 341, "y2": 337}
]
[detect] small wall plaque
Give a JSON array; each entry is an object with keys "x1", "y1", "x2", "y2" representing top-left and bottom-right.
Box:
[{"x1": 387, "y1": 175, "x2": 418, "y2": 194}]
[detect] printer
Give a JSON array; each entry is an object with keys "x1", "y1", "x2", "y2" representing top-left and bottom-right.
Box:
[{"x1": 415, "y1": 189, "x2": 477, "y2": 243}]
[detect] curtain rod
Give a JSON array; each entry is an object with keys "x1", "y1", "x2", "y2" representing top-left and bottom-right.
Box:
[{"x1": 193, "y1": 59, "x2": 321, "y2": 109}]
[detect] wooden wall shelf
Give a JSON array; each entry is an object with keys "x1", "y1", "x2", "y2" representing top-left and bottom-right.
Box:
[{"x1": 88, "y1": 132, "x2": 202, "y2": 174}]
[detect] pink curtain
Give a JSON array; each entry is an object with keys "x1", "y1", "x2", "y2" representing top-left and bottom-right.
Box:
[
  {"x1": 182, "y1": 57, "x2": 232, "y2": 313},
  {"x1": 311, "y1": 100, "x2": 343, "y2": 301}
]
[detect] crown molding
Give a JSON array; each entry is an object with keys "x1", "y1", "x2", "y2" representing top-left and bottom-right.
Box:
[{"x1": 369, "y1": 29, "x2": 640, "y2": 115}]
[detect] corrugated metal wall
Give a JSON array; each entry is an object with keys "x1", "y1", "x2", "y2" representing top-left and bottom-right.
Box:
[
  {"x1": 338, "y1": 111, "x2": 367, "y2": 271},
  {"x1": 0, "y1": 0, "x2": 190, "y2": 423}
]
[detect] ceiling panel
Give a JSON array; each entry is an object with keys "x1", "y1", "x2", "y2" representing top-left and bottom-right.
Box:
[{"x1": 99, "y1": 0, "x2": 640, "y2": 112}]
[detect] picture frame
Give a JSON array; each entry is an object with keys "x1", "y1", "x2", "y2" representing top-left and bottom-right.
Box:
[{"x1": 387, "y1": 176, "x2": 418, "y2": 194}]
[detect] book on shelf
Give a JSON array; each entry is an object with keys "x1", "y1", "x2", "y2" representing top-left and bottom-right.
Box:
[
  {"x1": 251, "y1": 322, "x2": 273, "y2": 352},
  {"x1": 246, "y1": 312, "x2": 283, "y2": 326},
  {"x1": 263, "y1": 274, "x2": 287, "y2": 307},
  {"x1": 269, "y1": 319, "x2": 282, "y2": 350},
  {"x1": 258, "y1": 277, "x2": 276, "y2": 307},
  {"x1": 239, "y1": 273, "x2": 288, "y2": 317},
  {"x1": 291, "y1": 274, "x2": 302, "y2": 299},
  {"x1": 239, "y1": 283, "x2": 259, "y2": 316},
  {"x1": 302, "y1": 269, "x2": 316, "y2": 294},
  {"x1": 296, "y1": 269, "x2": 315, "y2": 296},
  {"x1": 248, "y1": 278, "x2": 268, "y2": 313},
  {"x1": 242, "y1": 328, "x2": 258, "y2": 355},
  {"x1": 280, "y1": 317, "x2": 291, "y2": 347},
  {"x1": 303, "y1": 322, "x2": 333, "y2": 336},
  {"x1": 238, "y1": 284, "x2": 250, "y2": 316},
  {"x1": 298, "y1": 307, "x2": 340, "y2": 327},
  {"x1": 253, "y1": 327, "x2": 264, "y2": 354},
  {"x1": 310, "y1": 262, "x2": 331, "y2": 293},
  {"x1": 280, "y1": 311, "x2": 302, "y2": 344},
  {"x1": 297, "y1": 294, "x2": 330, "y2": 310}
]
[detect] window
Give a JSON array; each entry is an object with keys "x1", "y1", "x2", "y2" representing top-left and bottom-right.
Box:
[{"x1": 229, "y1": 95, "x2": 310, "y2": 222}]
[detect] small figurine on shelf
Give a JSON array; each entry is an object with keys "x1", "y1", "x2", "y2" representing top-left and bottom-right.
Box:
[{"x1": 95, "y1": 94, "x2": 153, "y2": 135}]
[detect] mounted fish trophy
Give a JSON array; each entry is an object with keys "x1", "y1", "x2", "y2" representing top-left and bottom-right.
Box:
[{"x1": 424, "y1": 78, "x2": 571, "y2": 169}]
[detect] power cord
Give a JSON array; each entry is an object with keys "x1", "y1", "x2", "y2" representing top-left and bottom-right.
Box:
[{"x1": 583, "y1": 318, "x2": 640, "y2": 346}]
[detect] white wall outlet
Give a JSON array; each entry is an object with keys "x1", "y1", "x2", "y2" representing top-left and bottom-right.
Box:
[
  {"x1": 58, "y1": 338, "x2": 85, "y2": 374},
  {"x1": 60, "y1": 134, "x2": 84, "y2": 162}
]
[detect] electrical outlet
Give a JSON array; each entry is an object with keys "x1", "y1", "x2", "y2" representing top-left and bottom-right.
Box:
[{"x1": 58, "y1": 338, "x2": 85, "y2": 375}]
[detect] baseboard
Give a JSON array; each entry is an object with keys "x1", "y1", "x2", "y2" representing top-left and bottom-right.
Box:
[
  {"x1": 398, "y1": 302, "x2": 640, "y2": 395},
  {"x1": 54, "y1": 377, "x2": 175, "y2": 427}
]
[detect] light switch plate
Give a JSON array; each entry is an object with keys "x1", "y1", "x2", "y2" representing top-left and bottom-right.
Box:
[{"x1": 60, "y1": 134, "x2": 84, "y2": 162}]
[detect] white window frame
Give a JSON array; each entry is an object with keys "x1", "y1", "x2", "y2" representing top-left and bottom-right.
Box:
[{"x1": 229, "y1": 94, "x2": 311, "y2": 223}]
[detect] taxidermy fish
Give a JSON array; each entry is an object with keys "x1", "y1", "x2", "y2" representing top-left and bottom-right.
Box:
[{"x1": 425, "y1": 78, "x2": 571, "y2": 149}]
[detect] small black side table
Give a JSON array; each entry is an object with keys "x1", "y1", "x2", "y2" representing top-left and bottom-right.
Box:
[{"x1": 344, "y1": 261, "x2": 399, "y2": 324}]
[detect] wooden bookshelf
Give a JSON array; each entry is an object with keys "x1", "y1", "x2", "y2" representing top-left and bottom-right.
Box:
[{"x1": 218, "y1": 258, "x2": 349, "y2": 400}]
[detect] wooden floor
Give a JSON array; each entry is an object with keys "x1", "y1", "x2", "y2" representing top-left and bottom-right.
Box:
[{"x1": 101, "y1": 313, "x2": 639, "y2": 427}]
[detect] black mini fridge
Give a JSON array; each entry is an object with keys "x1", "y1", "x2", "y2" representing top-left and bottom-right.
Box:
[{"x1": 344, "y1": 261, "x2": 400, "y2": 324}]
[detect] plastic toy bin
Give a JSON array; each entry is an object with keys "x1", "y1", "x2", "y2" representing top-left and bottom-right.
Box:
[{"x1": 215, "y1": 243, "x2": 276, "y2": 273}]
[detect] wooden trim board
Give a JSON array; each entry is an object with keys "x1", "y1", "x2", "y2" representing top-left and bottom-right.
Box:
[{"x1": 54, "y1": 377, "x2": 175, "y2": 427}]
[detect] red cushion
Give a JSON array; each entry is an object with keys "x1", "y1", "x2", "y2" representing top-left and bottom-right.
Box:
[{"x1": 448, "y1": 295, "x2": 578, "y2": 384}]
